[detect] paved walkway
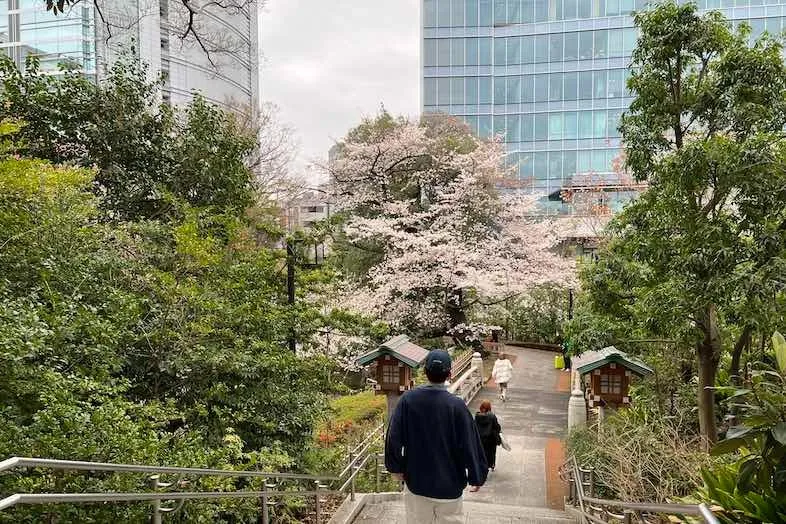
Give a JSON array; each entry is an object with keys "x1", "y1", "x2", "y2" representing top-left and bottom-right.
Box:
[
  {"x1": 350, "y1": 347, "x2": 572, "y2": 523},
  {"x1": 465, "y1": 347, "x2": 571, "y2": 510}
]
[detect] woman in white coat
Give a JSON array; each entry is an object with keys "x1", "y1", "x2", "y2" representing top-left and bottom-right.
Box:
[{"x1": 491, "y1": 353, "x2": 514, "y2": 402}]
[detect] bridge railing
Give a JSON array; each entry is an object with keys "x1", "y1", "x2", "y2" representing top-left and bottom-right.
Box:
[
  {"x1": 450, "y1": 349, "x2": 473, "y2": 378},
  {"x1": 448, "y1": 352, "x2": 484, "y2": 405},
  {"x1": 559, "y1": 456, "x2": 720, "y2": 524},
  {"x1": 0, "y1": 456, "x2": 336, "y2": 523}
]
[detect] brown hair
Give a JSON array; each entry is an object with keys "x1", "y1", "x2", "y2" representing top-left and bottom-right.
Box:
[{"x1": 479, "y1": 400, "x2": 492, "y2": 413}]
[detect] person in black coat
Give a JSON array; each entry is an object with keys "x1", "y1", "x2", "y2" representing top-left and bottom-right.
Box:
[{"x1": 474, "y1": 400, "x2": 502, "y2": 471}]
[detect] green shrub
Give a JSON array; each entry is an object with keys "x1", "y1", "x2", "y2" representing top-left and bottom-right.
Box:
[{"x1": 696, "y1": 332, "x2": 786, "y2": 523}]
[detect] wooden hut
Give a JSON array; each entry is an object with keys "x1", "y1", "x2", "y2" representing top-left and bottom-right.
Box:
[
  {"x1": 356, "y1": 335, "x2": 429, "y2": 395},
  {"x1": 573, "y1": 346, "x2": 654, "y2": 409}
]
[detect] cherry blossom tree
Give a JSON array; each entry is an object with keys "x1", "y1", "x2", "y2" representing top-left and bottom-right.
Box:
[{"x1": 328, "y1": 112, "x2": 575, "y2": 342}]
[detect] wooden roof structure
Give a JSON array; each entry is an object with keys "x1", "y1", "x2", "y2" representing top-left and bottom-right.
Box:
[
  {"x1": 356, "y1": 335, "x2": 430, "y2": 369},
  {"x1": 573, "y1": 346, "x2": 654, "y2": 377}
]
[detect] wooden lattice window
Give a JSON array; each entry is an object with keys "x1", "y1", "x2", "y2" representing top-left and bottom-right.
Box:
[
  {"x1": 600, "y1": 374, "x2": 622, "y2": 395},
  {"x1": 382, "y1": 365, "x2": 399, "y2": 384}
]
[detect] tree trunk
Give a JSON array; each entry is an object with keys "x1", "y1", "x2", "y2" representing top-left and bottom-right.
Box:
[
  {"x1": 697, "y1": 304, "x2": 722, "y2": 450},
  {"x1": 729, "y1": 325, "x2": 753, "y2": 386},
  {"x1": 446, "y1": 288, "x2": 466, "y2": 328},
  {"x1": 446, "y1": 288, "x2": 473, "y2": 349}
]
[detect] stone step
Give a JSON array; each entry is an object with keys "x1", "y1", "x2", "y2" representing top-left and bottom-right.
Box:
[{"x1": 350, "y1": 499, "x2": 576, "y2": 524}]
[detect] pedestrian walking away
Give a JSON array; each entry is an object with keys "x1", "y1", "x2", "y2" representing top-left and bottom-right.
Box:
[
  {"x1": 562, "y1": 339, "x2": 572, "y2": 373},
  {"x1": 385, "y1": 349, "x2": 488, "y2": 524},
  {"x1": 474, "y1": 400, "x2": 502, "y2": 472},
  {"x1": 491, "y1": 352, "x2": 513, "y2": 401}
]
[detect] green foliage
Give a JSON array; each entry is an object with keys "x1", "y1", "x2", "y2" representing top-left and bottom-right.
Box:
[
  {"x1": 0, "y1": 55, "x2": 256, "y2": 220},
  {"x1": 327, "y1": 391, "x2": 386, "y2": 427},
  {"x1": 699, "y1": 463, "x2": 786, "y2": 524},
  {"x1": 573, "y1": 0, "x2": 786, "y2": 445},
  {"x1": 303, "y1": 391, "x2": 398, "y2": 495},
  {"x1": 0, "y1": 128, "x2": 350, "y2": 520},
  {"x1": 496, "y1": 285, "x2": 568, "y2": 344},
  {"x1": 699, "y1": 332, "x2": 786, "y2": 522}
]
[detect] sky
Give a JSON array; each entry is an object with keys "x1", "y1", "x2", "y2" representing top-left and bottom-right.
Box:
[{"x1": 260, "y1": 0, "x2": 421, "y2": 180}]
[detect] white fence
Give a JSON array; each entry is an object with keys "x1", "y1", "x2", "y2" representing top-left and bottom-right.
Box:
[{"x1": 448, "y1": 352, "x2": 484, "y2": 405}]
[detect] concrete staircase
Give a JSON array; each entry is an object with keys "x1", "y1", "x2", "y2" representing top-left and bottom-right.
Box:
[
  {"x1": 343, "y1": 493, "x2": 575, "y2": 523},
  {"x1": 334, "y1": 347, "x2": 576, "y2": 524}
]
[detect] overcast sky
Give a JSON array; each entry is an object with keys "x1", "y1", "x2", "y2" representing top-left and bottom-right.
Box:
[{"x1": 260, "y1": 0, "x2": 421, "y2": 179}]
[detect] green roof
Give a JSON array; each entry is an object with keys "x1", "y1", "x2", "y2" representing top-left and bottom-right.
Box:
[
  {"x1": 574, "y1": 346, "x2": 654, "y2": 377},
  {"x1": 356, "y1": 335, "x2": 430, "y2": 368}
]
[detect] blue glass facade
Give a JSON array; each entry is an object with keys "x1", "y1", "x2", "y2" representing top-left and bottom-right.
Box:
[
  {"x1": 0, "y1": 0, "x2": 96, "y2": 74},
  {"x1": 0, "y1": 1, "x2": 259, "y2": 109},
  {"x1": 423, "y1": 0, "x2": 786, "y2": 211}
]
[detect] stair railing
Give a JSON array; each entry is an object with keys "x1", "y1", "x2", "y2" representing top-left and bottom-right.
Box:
[
  {"x1": 335, "y1": 422, "x2": 391, "y2": 502},
  {"x1": 559, "y1": 456, "x2": 720, "y2": 524},
  {"x1": 0, "y1": 456, "x2": 335, "y2": 523}
]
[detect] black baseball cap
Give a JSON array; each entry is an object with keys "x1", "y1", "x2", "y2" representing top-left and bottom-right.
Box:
[{"x1": 424, "y1": 349, "x2": 452, "y2": 374}]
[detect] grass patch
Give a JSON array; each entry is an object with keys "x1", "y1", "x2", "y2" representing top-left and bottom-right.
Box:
[
  {"x1": 329, "y1": 390, "x2": 386, "y2": 425},
  {"x1": 312, "y1": 391, "x2": 385, "y2": 448}
]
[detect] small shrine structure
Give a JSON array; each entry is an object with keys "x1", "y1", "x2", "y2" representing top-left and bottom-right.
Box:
[
  {"x1": 573, "y1": 346, "x2": 654, "y2": 410},
  {"x1": 356, "y1": 335, "x2": 430, "y2": 415}
]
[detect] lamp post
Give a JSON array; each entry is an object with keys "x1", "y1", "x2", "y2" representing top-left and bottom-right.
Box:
[
  {"x1": 286, "y1": 236, "x2": 326, "y2": 354},
  {"x1": 286, "y1": 239, "x2": 297, "y2": 354}
]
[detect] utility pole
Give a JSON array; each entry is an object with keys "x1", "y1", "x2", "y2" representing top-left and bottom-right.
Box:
[{"x1": 287, "y1": 239, "x2": 296, "y2": 353}]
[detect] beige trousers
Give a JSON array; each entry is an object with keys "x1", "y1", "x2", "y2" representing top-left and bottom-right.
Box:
[{"x1": 404, "y1": 488, "x2": 463, "y2": 524}]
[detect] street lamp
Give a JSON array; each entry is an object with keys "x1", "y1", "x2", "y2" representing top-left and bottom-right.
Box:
[
  {"x1": 285, "y1": 236, "x2": 326, "y2": 354},
  {"x1": 286, "y1": 239, "x2": 297, "y2": 353}
]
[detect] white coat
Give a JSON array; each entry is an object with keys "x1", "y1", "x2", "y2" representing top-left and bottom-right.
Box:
[{"x1": 492, "y1": 358, "x2": 513, "y2": 384}]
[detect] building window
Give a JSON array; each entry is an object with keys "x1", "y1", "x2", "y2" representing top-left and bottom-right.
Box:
[
  {"x1": 382, "y1": 365, "x2": 399, "y2": 385},
  {"x1": 302, "y1": 206, "x2": 324, "y2": 213},
  {"x1": 600, "y1": 374, "x2": 622, "y2": 395}
]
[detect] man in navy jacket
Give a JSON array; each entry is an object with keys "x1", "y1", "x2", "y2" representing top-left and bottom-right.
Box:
[{"x1": 385, "y1": 349, "x2": 488, "y2": 523}]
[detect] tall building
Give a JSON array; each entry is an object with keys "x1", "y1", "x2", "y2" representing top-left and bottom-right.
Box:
[
  {"x1": 0, "y1": 0, "x2": 259, "y2": 110},
  {"x1": 422, "y1": 0, "x2": 786, "y2": 213}
]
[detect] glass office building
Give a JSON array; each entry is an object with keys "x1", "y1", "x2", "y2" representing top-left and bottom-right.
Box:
[
  {"x1": 0, "y1": 1, "x2": 259, "y2": 109},
  {"x1": 0, "y1": 0, "x2": 97, "y2": 74},
  {"x1": 422, "y1": 0, "x2": 786, "y2": 212}
]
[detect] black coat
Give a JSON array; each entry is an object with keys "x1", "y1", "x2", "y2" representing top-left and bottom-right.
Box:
[{"x1": 474, "y1": 412, "x2": 501, "y2": 446}]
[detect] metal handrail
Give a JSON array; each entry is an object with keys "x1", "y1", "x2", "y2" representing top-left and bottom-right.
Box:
[
  {"x1": 561, "y1": 456, "x2": 721, "y2": 524},
  {"x1": 582, "y1": 495, "x2": 705, "y2": 515},
  {"x1": 333, "y1": 420, "x2": 389, "y2": 505},
  {"x1": 0, "y1": 457, "x2": 334, "y2": 481},
  {"x1": 0, "y1": 489, "x2": 334, "y2": 512},
  {"x1": 699, "y1": 503, "x2": 718, "y2": 523},
  {"x1": 0, "y1": 456, "x2": 336, "y2": 523}
]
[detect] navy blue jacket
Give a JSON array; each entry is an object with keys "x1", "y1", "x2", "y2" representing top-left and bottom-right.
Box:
[{"x1": 384, "y1": 384, "x2": 488, "y2": 499}]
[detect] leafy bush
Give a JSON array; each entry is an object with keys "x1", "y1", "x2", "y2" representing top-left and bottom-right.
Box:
[
  {"x1": 0, "y1": 55, "x2": 256, "y2": 220},
  {"x1": 696, "y1": 332, "x2": 786, "y2": 523},
  {"x1": 0, "y1": 128, "x2": 350, "y2": 521},
  {"x1": 506, "y1": 285, "x2": 568, "y2": 343},
  {"x1": 303, "y1": 391, "x2": 400, "y2": 497}
]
